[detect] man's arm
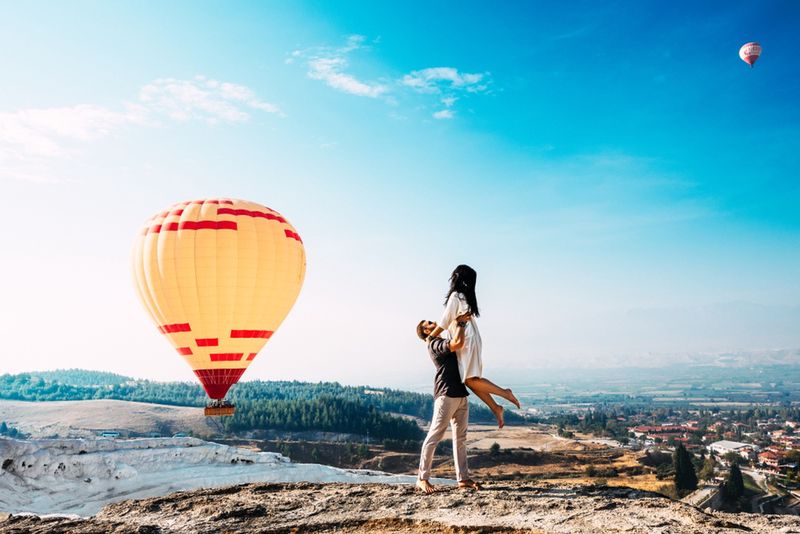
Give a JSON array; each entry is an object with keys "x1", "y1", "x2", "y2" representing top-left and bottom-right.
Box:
[
  {"x1": 448, "y1": 313, "x2": 472, "y2": 352},
  {"x1": 427, "y1": 325, "x2": 444, "y2": 340}
]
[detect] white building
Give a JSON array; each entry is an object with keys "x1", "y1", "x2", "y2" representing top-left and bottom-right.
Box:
[{"x1": 708, "y1": 440, "x2": 758, "y2": 461}]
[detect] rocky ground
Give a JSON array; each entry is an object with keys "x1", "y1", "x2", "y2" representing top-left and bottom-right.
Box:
[{"x1": 4, "y1": 481, "x2": 800, "y2": 533}]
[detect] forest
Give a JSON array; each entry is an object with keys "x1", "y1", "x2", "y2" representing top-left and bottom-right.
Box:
[{"x1": 0, "y1": 369, "x2": 523, "y2": 440}]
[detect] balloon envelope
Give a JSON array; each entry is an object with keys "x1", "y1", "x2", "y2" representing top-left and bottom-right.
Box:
[
  {"x1": 739, "y1": 42, "x2": 762, "y2": 67},
  {"x1": 132, "y1": 198, "x2": 306, "y2": 400}
]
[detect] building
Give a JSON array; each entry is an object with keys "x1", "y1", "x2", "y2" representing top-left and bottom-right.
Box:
[
  {"x1": 708, "y1": 440, "x2": 758, "y2": 461},
  {"x1": 631, "y1": 425, "x2": 686, "y2": 439},
  {"x1": 758, "y1": 450, "x2": 783, "y2": 468}
]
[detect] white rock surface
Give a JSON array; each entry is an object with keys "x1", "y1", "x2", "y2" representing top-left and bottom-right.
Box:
[{"x1": 0, "y1": 437, "x2": 429, "y2": 516}]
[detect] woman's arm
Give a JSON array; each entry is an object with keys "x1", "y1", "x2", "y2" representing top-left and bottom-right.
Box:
[
  {"x1": 438, "y1": 293, "x2": 460, "y2": 331},
  {"x1": 427, "y1": 312, "x2": 471, "y2": 342}
]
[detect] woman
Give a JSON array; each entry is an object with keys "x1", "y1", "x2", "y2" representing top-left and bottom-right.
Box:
[{"x1": 427, "y1": 264, "x2": 520, "y2": 428}]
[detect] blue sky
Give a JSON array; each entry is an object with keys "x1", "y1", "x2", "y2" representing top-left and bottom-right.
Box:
[{"x1": 1, "y1": 1, "x2": 799, "y2": 387}]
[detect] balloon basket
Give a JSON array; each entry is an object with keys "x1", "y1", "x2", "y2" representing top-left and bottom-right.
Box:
[{"x1": 205, "y1": 403, "x2": 235, "y2": 416}]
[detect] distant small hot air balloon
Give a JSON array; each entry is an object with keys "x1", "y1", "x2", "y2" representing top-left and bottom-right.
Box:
[
  {"x1": 739, "y1": 42, "x2": 762, "y2": 68},
  {"x1": 132, "y1": 198, "x2": 306, "y2": 416}
]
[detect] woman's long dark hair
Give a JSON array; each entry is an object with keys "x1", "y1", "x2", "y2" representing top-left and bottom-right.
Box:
[{"x1": 445, "y1": 264, "x2": 480, "y2": 317}]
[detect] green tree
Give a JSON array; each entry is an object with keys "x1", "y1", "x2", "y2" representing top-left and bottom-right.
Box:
[
  {"x1": 673, "y1": 443, "x2": 698, "y2": 492},
  {"x1": 723, "y1": 451, "x2": 744, "y2": 466},
  {"x1": 699, "y1": 457, "x2": 716, "y2": 481},
  {"x1": 724, "y1": 463, "x2": 744, "y2": 502},
  {"x1": 0, "y1": 421, "x2": 7, "y2": 434}
]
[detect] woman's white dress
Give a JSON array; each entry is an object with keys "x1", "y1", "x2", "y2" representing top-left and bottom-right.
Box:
[{"x1": 440, "y1": 292, "x2": 483, "y2": 380}]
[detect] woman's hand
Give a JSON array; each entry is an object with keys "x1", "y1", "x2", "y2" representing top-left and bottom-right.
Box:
[{"x1": 456, "y1": 312, "x2": 472, "y2": 323}]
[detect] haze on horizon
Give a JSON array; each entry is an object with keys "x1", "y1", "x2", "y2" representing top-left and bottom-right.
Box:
[{"x1": 1, "y1": 1, "x2": 799, "y2": 389}]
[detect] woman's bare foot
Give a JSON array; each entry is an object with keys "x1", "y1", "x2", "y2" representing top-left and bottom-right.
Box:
[
  {"x1": 458, "y1": 479, "x2": 482, "y2": 490},
  {"x1": 491, "y1": 405, "x2": 505, "y2": 429},
  {"x1": 416, "y1": 479, "x2": 436, "y2": 494},
  {"x1": 506, "y1": 389, "x2": 521, "y2": 409}
]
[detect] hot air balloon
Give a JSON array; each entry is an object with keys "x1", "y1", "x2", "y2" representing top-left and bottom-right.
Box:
[
  {"x1": 739, "y1": 42, "x2": 762, "y2": 68},
  {"x1": 132, "y1": 198, "x2": 306, "y2": 416}
]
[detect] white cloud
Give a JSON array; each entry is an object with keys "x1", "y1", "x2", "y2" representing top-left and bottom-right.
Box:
[
  {"x1": 307, "y1": 58, "x2": 387, "y2": 98},
  {"x1": 285, "y1": 50, "x2": 302, "y2": 64},
  {"x1": 294, "y1": 37, "x2": 493, "y2": 121},
  {"x1": 440, "y1": 96, "x2": 457, "y2": 108},
  {"x1": 0, "y1": 105, "x2": 139, "y2": 163},
  {"x1": 139, "y1": 76, "x2": 280, "y2": 123},
  {"x1": 401, "y1": 67, "x2": 489, "y2": 94},
  {"x1": 342, "y1": 34, "x2": 366, "y2": 52},
  {"x1": 0, "y1": 76, "x2": 279, "y2": 181},
  {"x1": 300, "y1": 35, "x2": 388, "y2": 99}
]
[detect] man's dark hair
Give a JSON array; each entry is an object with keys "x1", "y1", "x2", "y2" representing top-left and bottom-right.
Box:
[{"x1": 416, "y1": 320, "x2": 429, "y2": 341}]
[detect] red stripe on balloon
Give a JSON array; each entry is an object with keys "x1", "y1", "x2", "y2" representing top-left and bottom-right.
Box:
[
  {"x1": 176, "y1": 347, "x2": 193, "y2": 355},
  {"x1": 246, "y1": 353, "x2": 257, "y2": 361},
  {"x1": 155, "y1": 208, "x2": 185, "y2": 218},
  {"x1": 146, "y1": 220, "x2": 238, "y2": 234},
  {"x1": 217, "y1": 208, "x2": 287, "y2": 223},
  {"x1": 158, "y1": 323, "x2": 191, "y2": 333},
  {"x1": 230, "y1": 330, "x2": 273, "y2": 339},
  {"x1": 210, "y1": 353, "x2": 244, "y2": 361},
  {"x1": 193, "y1": 368, "x2": 245, "y2": 400},
  {"x1": 196, "y1": 338, "x2": 219, "y2": 347},
  {"x1": 179, "y1": 200, "x2": 235, "y2": 206},
  {"x1": 179, "y1": 220, "x2": 238, "y2": 230},
  {"x1": 284, "y1": 229, "x2": 302, "y2": 243}
]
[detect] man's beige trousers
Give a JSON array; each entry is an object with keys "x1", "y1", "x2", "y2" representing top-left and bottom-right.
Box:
[{"x1": 418, "y1": 395, "x2": 469, "y2": 482}]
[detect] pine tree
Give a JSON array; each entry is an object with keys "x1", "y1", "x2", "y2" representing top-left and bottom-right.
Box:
[
  {"x1": 673, "y1": 443, "x2": 698, "y2": 492},
  {"x1": 724, "y1": 463, "x2": 744, "y2": 501}
]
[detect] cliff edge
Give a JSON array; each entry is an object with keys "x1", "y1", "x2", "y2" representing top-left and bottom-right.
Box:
[{"x1": 4, "y1": 481, "x2": 800, "y2": 533}]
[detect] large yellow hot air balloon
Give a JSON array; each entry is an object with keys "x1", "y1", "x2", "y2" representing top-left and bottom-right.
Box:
[{"x1": 132, "y1": 198, "x2": 306, "y2": 415}]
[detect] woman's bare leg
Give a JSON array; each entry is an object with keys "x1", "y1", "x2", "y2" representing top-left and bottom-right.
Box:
[
  {"x1": 464, "y1": 381, "x2": 504, "y2": 428},
  {"x1": 465, "y1": 377, "x2": 520, "y2": 409}
]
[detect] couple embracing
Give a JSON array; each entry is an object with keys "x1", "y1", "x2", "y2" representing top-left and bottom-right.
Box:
[{"x1": 415, "y1": 264, "x2": 519, "y2": 494}]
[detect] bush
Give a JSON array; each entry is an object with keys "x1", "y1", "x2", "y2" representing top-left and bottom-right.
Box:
[
  {"x1": 586, "y1": 465, "x2": 618, "y2": 478},
  {"x1": 656, "y1": 463, "x2": 675, "y2": 480},
  {"x1": 640, "y1": 450, "x2": 672, "y2": 468}
]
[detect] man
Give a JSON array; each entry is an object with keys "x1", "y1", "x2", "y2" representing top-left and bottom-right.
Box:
[{"x1": 415, "y1": 313, "x2": 481, "y2": 493}]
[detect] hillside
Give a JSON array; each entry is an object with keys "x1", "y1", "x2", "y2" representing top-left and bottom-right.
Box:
[
  {"x1": 0, "y1": 370, "x2": 524, "y2": 433},
  {"x1": 0, "y1": 399, "x2": 218, "y2": 439},
  {"x1": 4, "y1": 481, "x2": 800, "y2": 533}
]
